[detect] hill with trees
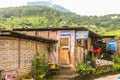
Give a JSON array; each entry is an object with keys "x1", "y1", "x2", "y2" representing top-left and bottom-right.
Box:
[
  {"x1": 0, "y1": 6, "x2": 120, "y2": 36},
  {"x1": 27, "y1": 1, "x2": 70, "y2": 12}
]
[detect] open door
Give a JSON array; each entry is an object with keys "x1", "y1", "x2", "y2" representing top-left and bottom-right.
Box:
[{"x1": 58, "y1": 37, "x2": 70, "y2": 64}]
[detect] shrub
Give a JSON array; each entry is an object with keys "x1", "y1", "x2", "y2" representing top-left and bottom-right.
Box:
[
  {"x1": 86, "y1": 51, "x2": 92, "y2": 61},
  {"x1": 112, "y1": 64, "x2": 120, "y2": 71},
  {"x1": 91, "y1": 57, "x2": 96, "y2": 68},
  {"x1": 32, "y1": 52, "x2": 49, "y2": 80},
  {"x1": 95, "y1": 66, "x2": 112, "y2": 74},
  {"x1": 115, "y1": 57, "x2": 120, "y2": 64},
  {"x1": 77, "y1": 64, "x2": 95, "y2": 75}
]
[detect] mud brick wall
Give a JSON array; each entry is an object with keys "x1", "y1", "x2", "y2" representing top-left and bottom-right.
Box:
[
  {"x1": 0, "y1": 36, "x2": 51, "y2": 79},
  {"x1": 15, "y1": 31, "x2": 57, "y2": 40},
  {"x1": 25, "y1": 31, "x2": 36, "y2": 36},
  {"x1": 49, "y1": 31, "x2": 57, "y2": 40},
  {"x1": 14, "y1": 31, "x2": 36, "y2": 36},
  {"x1": 37, "y1": 31, "x2": 49, "y2": 38},
  {"x1": 1, "y1": 67, "x2": 32, "y2": 80},
  {"x1": 37, "y1": 42, "x2": 49, "y2": 62},
  {"x1": 0, "y1": 37, "x2": 19, "y2": 70},
  {"x1": 20, "y1": 39, "x2": 36, "y2": 68}
]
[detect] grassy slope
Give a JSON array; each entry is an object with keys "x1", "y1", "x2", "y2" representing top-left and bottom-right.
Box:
[{"x1": 103, "y1": 30, "x2": 120, "y2": 36}]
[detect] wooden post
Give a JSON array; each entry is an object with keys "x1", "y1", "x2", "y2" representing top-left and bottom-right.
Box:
[
  {"x1": 74, "y1": 40, "x2": 77, "y2": 66},
  {"x1": 36, "y1": 41, "x2": 38, "y2": 53},
  {"x1": 35, "y1": 31, "x2": 38, "y2": 53},
  {"x1": 18, "y1": 38, "x2": 20, "y2": 68}
]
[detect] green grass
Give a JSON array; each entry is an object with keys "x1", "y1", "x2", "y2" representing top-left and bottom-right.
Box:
[{"x1": 102, "y1": 30, "x2": 120, "y2": 36}]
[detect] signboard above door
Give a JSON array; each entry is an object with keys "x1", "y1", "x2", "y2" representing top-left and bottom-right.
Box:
[
  {"x1": 60, "y1": 31, "x2": 70, "y2": 36},
  {"x1": 76, "y1": 31, "x2": 89, "y2": 39}
]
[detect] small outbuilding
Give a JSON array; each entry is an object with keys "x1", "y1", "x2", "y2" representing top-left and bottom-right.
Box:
[
  {"x1": 0, "y1": 30, "x2": 57, "y2": 79},
  {"x1": 13, "y1": 26, "x2": 102, "y2": 66},
  {"x1": 102, "y1": 35, "x2": 120, "y2": 55}
]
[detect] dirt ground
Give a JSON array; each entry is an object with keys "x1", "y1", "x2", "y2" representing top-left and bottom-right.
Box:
[{"x1": 94, "y1": 73, "x2": 120, "y2": 80}]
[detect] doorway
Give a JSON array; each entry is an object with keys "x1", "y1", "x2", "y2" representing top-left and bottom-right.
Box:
[{"x1": 58, "y1": 37, "x2": 70, "y2": 64}]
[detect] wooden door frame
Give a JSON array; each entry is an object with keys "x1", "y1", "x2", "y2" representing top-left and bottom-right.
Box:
[
  {"x1": 59, "y1": 36, "x2": 70, "y2": 48},
  {"x1": 58, "y1": 36, "x2": 71, "y2": 64}
]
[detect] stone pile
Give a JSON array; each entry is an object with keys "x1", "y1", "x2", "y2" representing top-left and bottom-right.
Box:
[{"x1": 96, "y1": 59, "x2": 113, "y2": 67}]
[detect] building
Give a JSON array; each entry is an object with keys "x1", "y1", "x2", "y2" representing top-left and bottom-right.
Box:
[
  {"x1": 13, "y1": 27, "x2": 102, "y2": 66},
  {"x1": 0, "y1": 30, "x2": 57, "y2": 79},
  {"x1": 102, "y1": 35, "x2": 120, "y2": 54}
]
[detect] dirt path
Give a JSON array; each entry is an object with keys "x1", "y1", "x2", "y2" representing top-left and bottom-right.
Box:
[{"x1": 94, "y1": 73, "x2": 120, "y2": 80}]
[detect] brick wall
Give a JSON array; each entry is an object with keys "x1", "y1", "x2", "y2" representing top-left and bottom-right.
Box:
[
  {"x1": 15, "y1": 30, "x2": 57, "y2": 40},
  {"x1": 37, "y1": 31, "x2": 49, "y2": 38},
  {"x1": 0, "y1": 37, "x2": 19, "y2": 70},
  {"x1": 0, "y1": 36, "x2": 52, "y2": 79},
  {"x1": 20, "y1": 39, "x2": 36, "y2": 68},
  {"x1": 15, "y1": 31, "x2": 36, "y2": 36},
  {"x1": 37, "y1": 41, "x2": 49, "y2": 62},
  {"x1": 49, "y1": 31, "x2": 57, "y2": 40}
]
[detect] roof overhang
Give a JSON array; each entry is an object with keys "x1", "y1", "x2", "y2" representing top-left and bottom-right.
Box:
[
  {"x1": 0, "y1": 30, "x2": 57, "y2": 44},
  {"x1": 13, "y1": 27, "x2": 102, "y2": 39}
]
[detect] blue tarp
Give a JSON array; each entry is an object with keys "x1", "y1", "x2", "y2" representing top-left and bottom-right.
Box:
[{"x1": 108, "y1": 40, "x2": 116, "y2": 51}]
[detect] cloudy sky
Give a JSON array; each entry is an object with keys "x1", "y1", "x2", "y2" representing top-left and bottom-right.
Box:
[{"x1": 0, "y1": 0, "x2": 120, "y2": 16}]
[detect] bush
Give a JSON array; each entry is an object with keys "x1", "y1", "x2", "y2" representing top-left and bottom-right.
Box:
[
  {"x1": 32, "y1": 52, "x2": 49, "y2": 80},
  {"x1": 86, "y1": 51, "x2": 92, "y2": 61},
  {"x1": 77, "y1": 64, "x2": 95, "y2": 75},
  {"x1": 91, "y1": 57, "x2": 96, "y2": 68},
  {"x1": 115, "y1": 57, "x2": 120, "y2": 64},
  {"x1": 112, "y1": 64, "x2": 120, "y2": 71}
]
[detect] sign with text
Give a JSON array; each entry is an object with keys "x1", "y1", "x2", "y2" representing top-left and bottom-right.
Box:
[
  {"x1": 76, "y1": 31, "x2": 89, "y2": 39},
  {"x1": 60, "y1": 31, "x2": 70, "y2": 36}
]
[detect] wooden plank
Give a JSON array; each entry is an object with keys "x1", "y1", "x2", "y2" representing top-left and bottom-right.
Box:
[{"x1": 58, "y1": 47, "x2": 70, "y2": 64}]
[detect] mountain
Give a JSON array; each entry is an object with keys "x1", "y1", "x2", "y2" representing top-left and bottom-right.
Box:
[
  {"x1": 0, "y1": 6, "x2": 120, "y2": 36},
  {"x1": 27, "y1": 1, "x2": 70, "y2": 12}
]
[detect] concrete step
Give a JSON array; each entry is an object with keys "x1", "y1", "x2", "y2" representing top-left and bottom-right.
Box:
[
  {"x1": 56, "y1": 65, "x2": 76, "y2": 75},
  {"x1": 49, "y1": 72, "x2": 79, "y2": 80},
  {"x1": 48, "y1": 64, "x2": 79, "y2": 80}
]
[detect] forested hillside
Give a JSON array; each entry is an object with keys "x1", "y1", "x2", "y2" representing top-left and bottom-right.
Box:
[
  {"x1": 27, "y1": 1, "x2": 70, "y2": 12},
  {"x1": 0, "y1": 6, "x2": 120, "y2": 36}
]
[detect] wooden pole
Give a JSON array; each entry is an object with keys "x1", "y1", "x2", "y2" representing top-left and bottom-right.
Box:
[{"x1": 18, "y1": 38, "x2": 20, "y2": 68}]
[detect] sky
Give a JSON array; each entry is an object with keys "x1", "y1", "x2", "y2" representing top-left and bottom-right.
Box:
[{"x1": 0, "y1": 0, "x2": 120, "y2": 16}]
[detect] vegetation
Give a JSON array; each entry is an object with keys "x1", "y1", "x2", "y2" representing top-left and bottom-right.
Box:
[
  {"x1": 77, "y1": 55, "x2": 120, "y2": 76},
  {"x1": 32, "y1": 52, "x2": 49, "y2": 80},
  {"x1": 112, "y1": 64, "x2": 120, "y2": 71},
  {"x1": 0, "y1": 6, "x2": 120, "y2": 36},
  {"x1": 91, "y1": 57, "x2": 97, "y2": 68},
  {"x1": 112, "y1": 56, "x2": 120, "y2": 71},
  {"x1": 76, "y1": 63, "x2": 95, "y2": 75},
  {"x1": 115, "y1": 56, "x2": 120, "y2": 64},
  {"x1": 86, "y1": 51, "x2": 92, "y2": 61}
]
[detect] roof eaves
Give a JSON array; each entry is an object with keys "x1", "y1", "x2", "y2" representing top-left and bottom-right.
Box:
[
  {"x1": 13, "y1": 27, "x2": 102, "y2": 38},
  {"x1": 0, "y1": 30, "x2": 57, "y2": 43}
]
